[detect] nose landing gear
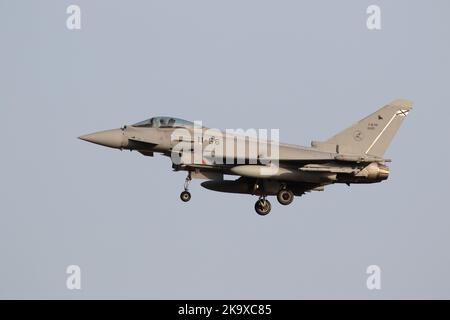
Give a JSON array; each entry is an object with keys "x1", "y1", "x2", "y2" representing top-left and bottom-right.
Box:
[
  {"x1": 180, "y1": 172, "x2": 192, "y2": 202},
  {"x1": 180, "y1": 190, "x2": 191, "y2": 202}
]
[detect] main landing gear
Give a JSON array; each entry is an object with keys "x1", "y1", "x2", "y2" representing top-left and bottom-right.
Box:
[
  {"x1": 254, "y1": 187, "x2": 295, "y2": 216},
  {"x1": 277, "y1": 188, "x2": 294, "y2": 206},
  {"x1": 180, "y1": 172, "x2": 192, "y2": 202},
  {"x1": 254, "y1": 197, "x2": 272, "y2": 216}
]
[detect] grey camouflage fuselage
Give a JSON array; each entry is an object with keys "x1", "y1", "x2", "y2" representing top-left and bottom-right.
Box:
[{"x1": 79, "y1": 99, "x2": 412, "y2": 215}]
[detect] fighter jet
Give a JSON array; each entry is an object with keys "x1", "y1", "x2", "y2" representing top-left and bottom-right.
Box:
[{"x1": 79, "y1": 99, "x2": 412, "y2": 215}]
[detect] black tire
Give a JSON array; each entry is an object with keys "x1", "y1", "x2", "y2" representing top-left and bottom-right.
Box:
[
  {"x1": 180, "y1": 191, "x2": 191, "y2": 202},
  {"x1": 277, "y1": 189, "x2": 294, "y2": 205},
  {"x1": 255, "y1": 199, "x2": 271, "y2": 216}
]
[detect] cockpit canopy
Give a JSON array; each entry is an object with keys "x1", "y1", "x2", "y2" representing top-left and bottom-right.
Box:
[{"x1": 132, "y1": 116, "x2": 194, "y2": 129}]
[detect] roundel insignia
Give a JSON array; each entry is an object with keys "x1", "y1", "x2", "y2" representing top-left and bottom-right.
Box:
[{"x1": 353, "y1": 130, "x2": 364, "y2": 141}]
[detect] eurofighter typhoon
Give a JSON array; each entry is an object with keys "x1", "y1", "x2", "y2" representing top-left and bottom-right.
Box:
[{"x1": 79, "y1": 99, "x2": 412, "y2": 215}]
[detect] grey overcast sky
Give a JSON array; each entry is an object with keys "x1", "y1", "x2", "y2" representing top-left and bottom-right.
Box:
[{"x1": 1, "y1": 0, "x2": 449, "y2": 299}]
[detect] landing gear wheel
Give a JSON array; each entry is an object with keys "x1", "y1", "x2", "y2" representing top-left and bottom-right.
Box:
[
  {"x1": 180, "y1": 172, "x2": 192, "y2": 202},
  {"x1": 180, "y1": 191, "x2": 191, "y2": 202},
  {"x1": 255, "y1": 199, "x2": 272, "y2": 216},
  {"x1": 277, "y1": 189, "x2": 294, "y2": 206}
]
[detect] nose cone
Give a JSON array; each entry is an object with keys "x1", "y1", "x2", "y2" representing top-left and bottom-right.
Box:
[{"x1": 79, "y1": 128, "x2": 125, "y2": 149}]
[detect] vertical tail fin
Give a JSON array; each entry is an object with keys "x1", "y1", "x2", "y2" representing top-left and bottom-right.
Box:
[{"x1": 320, "y1": 99, "x2": 413, "y2": 157}]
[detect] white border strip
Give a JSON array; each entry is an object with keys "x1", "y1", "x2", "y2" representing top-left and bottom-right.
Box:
[{"x1": 365, "y1": 113, "x2": 397, "y2": 154}]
